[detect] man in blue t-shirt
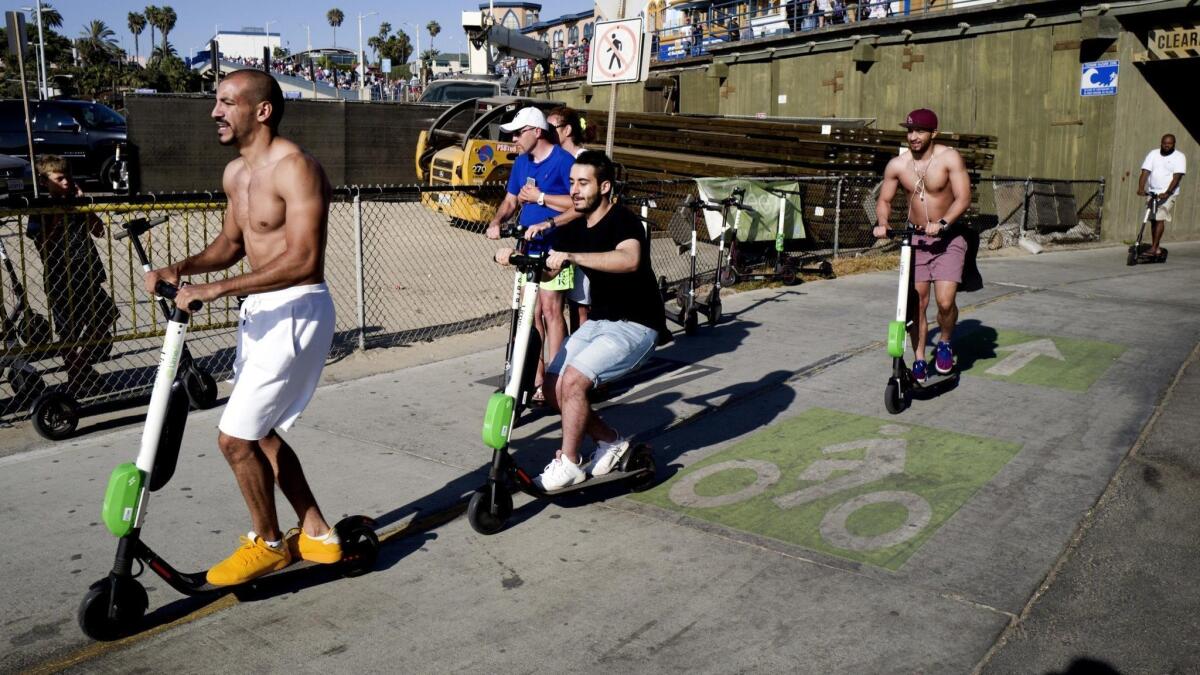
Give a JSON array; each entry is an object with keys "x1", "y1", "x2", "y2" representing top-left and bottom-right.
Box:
[{"x1": 486, "y1": 106, "x2": 578, "y2": 404}]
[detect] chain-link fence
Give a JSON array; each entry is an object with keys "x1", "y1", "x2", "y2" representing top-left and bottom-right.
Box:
[
  {"x1": 0, "y1": 175, "x2": 1105, "y2": 426},
  {"x1": 985, "y1": 178, "x2": 1105, "y2": 249}
]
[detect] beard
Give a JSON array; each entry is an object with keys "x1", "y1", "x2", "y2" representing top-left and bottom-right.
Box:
[
  {"x1": 1161, "y1": 148, "x2": 1175, "y2": 155},
  {"x1": 573, "y1": 193, "x2": 602, "y2": 214}
]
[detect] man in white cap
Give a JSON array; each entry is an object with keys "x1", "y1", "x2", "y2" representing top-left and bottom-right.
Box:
[{"x1": 487, "y1": 106, "x2": 578, "y2": 404}]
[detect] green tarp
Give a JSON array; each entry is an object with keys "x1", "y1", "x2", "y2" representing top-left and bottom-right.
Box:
[{"x1": 694, "y1": 178, "x2": 807, "y2": 244}]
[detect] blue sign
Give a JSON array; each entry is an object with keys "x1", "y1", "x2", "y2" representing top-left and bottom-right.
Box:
[{"x1": 1080, "y1": 60, "x2": 1118, "y2": 97}]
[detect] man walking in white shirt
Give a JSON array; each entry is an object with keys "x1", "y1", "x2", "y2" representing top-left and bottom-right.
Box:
[{"x1": 1137, "y1": 133, "x2": 1186, "y2": 259}]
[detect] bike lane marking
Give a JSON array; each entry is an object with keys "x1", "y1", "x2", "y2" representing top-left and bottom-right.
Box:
[
  {"x1": 632, "y1": 408, "x2": 1021, "y2": 570},
  {"x1": 955, "y1": 329, "x2": 1125, "y2": 392}
]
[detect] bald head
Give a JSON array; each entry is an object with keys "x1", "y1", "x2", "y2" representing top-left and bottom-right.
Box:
[{"x1": 225, "y1": 69, "x2": 285, "y2": 131}]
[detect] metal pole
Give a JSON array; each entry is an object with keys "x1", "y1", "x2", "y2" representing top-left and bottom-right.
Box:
[
  {"x1": 604, "y1": 0, "x2": 627, "y2": 157},
  {"x1": 833, "y1": 177, "x2": 842, "y2": 258},
  {"x1": 34, "y1": 0, "x2": 46, "y2": 97},
  {"x1": 1095, "y1": 176, "x2": 1105, "y2": 238},
  {"x1": 1021, "y1": 178, "x2": 1031, "y2": 232},
  {"x1": 16, "y1": 44, "x2": 38, "y2": 197},
  {"x1": 354, "y1": 192, "x2": 366, "y2": 351}
]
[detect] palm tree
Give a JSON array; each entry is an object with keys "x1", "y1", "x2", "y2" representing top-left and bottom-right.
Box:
[
  {"x1": 426, "y1": 20, "x2": 441, "y2": 55},
  {"x1": 32, "y1": 3, "x2": 63, "y2": 29},
  {"x1": 157, "y1": 6, "x2": 176, "y2": 53},
  {"x1": 78, "y1": 20, "x2": 119, "y2": 65},
  {"x1": 128, "y1": 12, "x2": 146, "y2": 63},
  {"x1": 367, "y1": 35, "x2": 383, "y2": 63},
  {"x1": 327, "y1": 8, "x2": 344, "y2": 48},
  {"x1": 144, "y1": 6, "x2": 160, "y2": 53},
  {"x1": 150, "y1": 41, "x2": 177, "y2": 63}
]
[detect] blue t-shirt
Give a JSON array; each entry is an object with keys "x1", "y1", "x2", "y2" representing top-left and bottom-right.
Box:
[{"x1": 506, "y1": 144, "x2": 575, "y2": 228}]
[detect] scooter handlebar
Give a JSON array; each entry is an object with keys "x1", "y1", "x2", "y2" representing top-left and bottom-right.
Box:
[
  {"x1": 498, "y1": 223, "x2": 524, "y2": 239},
  {"x1": 154, "y1": 281, "x2": 203, "y2": 312},
  {"x1": 884, "y1": 223, "x2": 951, "y2": 238},
  {"x1": 508, "y1": 252, "x2": 548, "y2": 270},
  {"x1": 114, "y1": 215, "x2": 169, "y2": 240}
]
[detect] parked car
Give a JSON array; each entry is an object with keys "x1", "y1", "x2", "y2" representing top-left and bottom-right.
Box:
[
  {"x1": 418, "y1": 78, "x2": 502, "y2": 103},
  {"x1": 0, "y1": 99, "x2": 128, "y2": 192},
  {"x1": 0, "y1": 154, "x2": 34, "y2": 200}
]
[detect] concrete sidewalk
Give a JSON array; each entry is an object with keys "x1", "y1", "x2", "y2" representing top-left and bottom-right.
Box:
[{"x1": 3, "y1": 243, "x2": 1198, "y2": 673}]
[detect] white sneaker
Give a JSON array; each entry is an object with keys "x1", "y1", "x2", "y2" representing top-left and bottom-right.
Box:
[
  {"x1": 589, "y1": 437, "x2": 631, "y2": 477},
  {"x1": 534, "y1": 455, "x2": 588, "y2": 491}
]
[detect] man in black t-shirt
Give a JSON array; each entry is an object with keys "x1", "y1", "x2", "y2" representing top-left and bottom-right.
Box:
[{"x1": 496, "y1": 151, "x2": 666, "y2": 490}]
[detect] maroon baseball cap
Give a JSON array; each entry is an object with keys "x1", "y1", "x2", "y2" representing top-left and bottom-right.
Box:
[{"x1": 901, "y1": 108, "x2": 938, "y2": 131}]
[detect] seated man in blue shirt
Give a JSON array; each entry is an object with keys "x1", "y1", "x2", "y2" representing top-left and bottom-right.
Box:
[{"x1": 486, "y1": 106, "x2": 578, "y2": 403}]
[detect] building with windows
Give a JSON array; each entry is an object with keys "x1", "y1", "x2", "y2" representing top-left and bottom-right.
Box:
[
  {"x1": 522, "y1": 9, "x2": 596, "y2": 49},
  {"x1": 479, "y1": 2, "x2": 543, "y2": 30},
  {"x1": 211, "y1": 28, "x2": 281, "y2": 61}
]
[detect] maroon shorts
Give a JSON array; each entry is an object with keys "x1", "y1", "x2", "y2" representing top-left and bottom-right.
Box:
[{"x1": 913, "y1": 232, "x2": 967, "y2": 284}]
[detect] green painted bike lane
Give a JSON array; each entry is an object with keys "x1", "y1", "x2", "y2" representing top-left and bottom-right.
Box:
[{"x1": 633, "y1": 408, "x2": 1022, "y2": 570}]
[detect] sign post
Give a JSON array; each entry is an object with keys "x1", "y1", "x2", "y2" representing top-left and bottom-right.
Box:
[
  {"x1": 6, "y1": 11, "x2": 38, "y2": 197},
  {"x1": 589, "y1": 13, "x2": 650, "y2": 155}
]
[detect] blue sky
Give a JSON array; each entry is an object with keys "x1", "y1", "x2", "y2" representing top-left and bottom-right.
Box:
[{"x1": 42, "y1": 0, "x2": 584, "y2": 61}]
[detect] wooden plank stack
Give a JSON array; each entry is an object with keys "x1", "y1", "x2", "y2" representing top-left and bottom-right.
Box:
[{"x1": 585, "y1": 111, "x2": 997, "y2": 180}]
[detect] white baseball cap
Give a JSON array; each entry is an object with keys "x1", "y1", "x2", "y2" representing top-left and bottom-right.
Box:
[{"x1": 499, "y1": 106, "x2": 551, "y2": 133}]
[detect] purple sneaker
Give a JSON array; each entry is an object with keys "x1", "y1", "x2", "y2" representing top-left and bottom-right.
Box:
[
  {"x1": 935, "y1": 341, "x2": 955, "y2": 374},
  {"x1": 911, "y1": 359, "x2": 928, "y2": 384}
]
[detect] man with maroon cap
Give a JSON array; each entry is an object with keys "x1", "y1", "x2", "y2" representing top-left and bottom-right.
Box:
[{"x1": 873, "y1": 108, "x2": 973, "y2": 381}]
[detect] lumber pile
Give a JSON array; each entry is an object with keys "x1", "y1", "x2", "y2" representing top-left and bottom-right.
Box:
[{"x1": 586, "y1": 111, "x2": 997, "y2": 179}]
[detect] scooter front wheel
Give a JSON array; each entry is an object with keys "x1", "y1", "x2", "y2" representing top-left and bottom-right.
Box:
[
  {"x1": 884, "y1": 377, "x2": 906, "y2": 415},
  {"x1": 32, "y1": 391, "x2": 80, "y2": 440},
  {"x1": 184, "y1": 367, "x2": 219, "y2": 410},
  {"x1": 78, "y1": 577, "x2": 148, "y2": 641},
  {"x1": 684, "y1": 309, "x2": 699, "y2": 335},
  {"x1": 467, "y1": 486, "x2": 513, "y2": 535},
  {"x1": 1126, "y1": 247, "x2": 1138, "y2": 267}
]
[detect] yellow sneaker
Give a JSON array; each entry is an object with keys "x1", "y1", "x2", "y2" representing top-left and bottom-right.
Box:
[
  {"x1": 285, "y1": 528, "x2": 344, "y2": 564},
  {"x1": 205, "y1": 532, "x2": 292, "y2": 586}
]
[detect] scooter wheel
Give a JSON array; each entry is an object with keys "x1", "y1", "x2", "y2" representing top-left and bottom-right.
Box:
[
  {"x1": 184, "y1": 368, "x2": 219, "y2": 410},
  {"x1": 706, "y1": 301, "x2": 722, "y2": 326},
  {"x1": 684, "y1": 310, "x2": 699, "y2": 335},
  {"x1": 780, "y1": 267, "x2": 799, "y2": 286},
  {"x1": 32, "y1": 391, "x2": 80, "y2": 440},
  {"x1": 1126, "y1": 247, "x2": 1137, "y2": 266},
  {"x1": 467, "y1": 486, "x2": 512, "y2": 535},
  {"x1": 78, "y1": 577, "x2": 148, "y2": 641},
  {"x1": 620, "y1": 444, "x2": 657, "y2": 493},
  {"x1": 337, "y1": 521, "x2": 380, "y2": 578},
  {"x1": 884, "y1": 378, "x2": 905, "y2": 415}
]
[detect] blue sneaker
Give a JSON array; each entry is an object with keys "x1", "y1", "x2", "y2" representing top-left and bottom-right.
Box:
[
  {"x1": 935, "y1": 341, "x2": 955, "y2": 374},
  {"x1": 911, "y1": 359, "x2": 928, "y2": 384}
]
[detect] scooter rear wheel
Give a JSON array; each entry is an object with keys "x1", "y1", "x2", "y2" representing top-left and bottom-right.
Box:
[
  {"x1": 78, "y1": 577, "x2": 148, "y2": 641},
  {"x1": 337, "y1": 520, "x2": 380, "y2": 577},
  {"x1": 620, "y1": 445, "x2": 657, "y2": 493},
  {"x1": 467, "y1": 486, "x2": 513, "y2": 535},
  {"x1": 884, "y1": 377, "x2": 905, "y2": 415},
  {"x1": 32, "y1": 391, "x2": 80, "y2": 440}
]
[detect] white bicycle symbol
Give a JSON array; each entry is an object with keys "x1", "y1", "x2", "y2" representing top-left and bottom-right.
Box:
[{"x1": 668, "y1": 424, "x2": 931, "y2": 552}]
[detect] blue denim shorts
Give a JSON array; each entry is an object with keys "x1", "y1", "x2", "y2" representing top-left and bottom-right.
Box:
[{"x1": 547, "y1": 319, "x2": 657, "y2": 385}]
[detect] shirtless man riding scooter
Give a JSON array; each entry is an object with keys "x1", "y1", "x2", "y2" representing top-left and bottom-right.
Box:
[{"x1": 872, "y1": 108, "x2": 972, "y2": 382}]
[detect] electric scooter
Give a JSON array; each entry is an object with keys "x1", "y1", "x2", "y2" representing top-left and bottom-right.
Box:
[
  {"x1": 658, "y1": 189, "x2": 744, "y2": 335},
  {"x1": 0, "y1": 229, "x2": 49, "y2": 411},
  {"x1": 467, "y1": 227, "x2": 656, "y2": 535},
  {"x1": 120, "y1": 216, "x2": 219, "y2": 409},
  {"x1": 1127, "y1": 192, "x2": 1168, "y2": 266},
  {"x1": 728, "y1": 186, "x2": 833, "y2": 285},
  {"x1": 28, "y1": 216, "x2": 219, "y2": 441},
  {"x1": 883, "y1": 224, "x2": 959, "y2": 414},
  {"x1": 78, "y1": 219, "x2": 379, "y2": 641}
]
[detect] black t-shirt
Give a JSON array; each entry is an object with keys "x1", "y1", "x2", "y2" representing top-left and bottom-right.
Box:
[{"x1": 553, "y1": 205, "x2": 666, "y2": 332}]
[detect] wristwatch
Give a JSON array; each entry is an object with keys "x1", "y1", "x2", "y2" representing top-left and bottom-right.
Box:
[
  {"x1": 536, "y1": 191, "x2": 546, "y2": 207},
  {"x1": 937, "y1": 218, "x2": 950, "y2": 228}
]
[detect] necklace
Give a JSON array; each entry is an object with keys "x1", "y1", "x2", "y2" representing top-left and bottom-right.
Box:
[{"x1": 909, "y1": 150, "x2": 935, "y2": 226}]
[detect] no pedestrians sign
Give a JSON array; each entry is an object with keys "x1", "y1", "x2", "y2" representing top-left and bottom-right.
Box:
[{"x1": 589, "y1": 17, "x2": 649, "y2": 85}]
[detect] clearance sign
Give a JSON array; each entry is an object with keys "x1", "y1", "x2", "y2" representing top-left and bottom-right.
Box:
[{"x1": 1147, "y1": 24, "x2": 1200, "y2": 60}]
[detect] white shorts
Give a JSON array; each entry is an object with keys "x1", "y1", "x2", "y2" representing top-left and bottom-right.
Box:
[
  {"x1": 218, "y1": 283, "x2": 335, "y2": 441},
  {"x1": 1154, "y1": 192, "x2": 1178, "y2": 223},
  {"x1": 567, "y1": 265, "x2": 591, "y2": 306}
]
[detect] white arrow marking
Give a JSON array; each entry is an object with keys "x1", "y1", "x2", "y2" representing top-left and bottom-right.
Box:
[{"x1": 986, "y1": 338, "x2": 1065, "y2": 376}]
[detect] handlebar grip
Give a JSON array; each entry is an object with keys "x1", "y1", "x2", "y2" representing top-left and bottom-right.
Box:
[
  {"x1": 508, "y1": 252, "x2": 547, "y2": 269},
  {"x1": 499, "y1": 223, "x2": 524, "y2": 239},
  {"x1": 114, "y1": 215, "x2": 169, "y2": 240},
  {"x1": 154, "y1": 281, "x2": 202, "y2": 311}
]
